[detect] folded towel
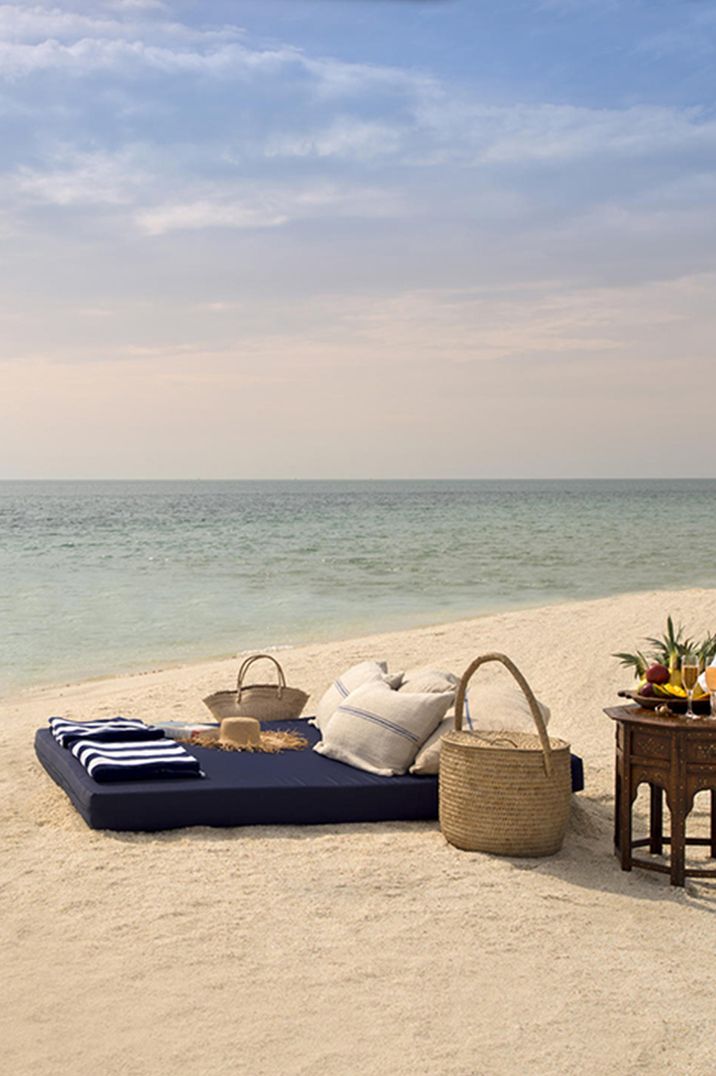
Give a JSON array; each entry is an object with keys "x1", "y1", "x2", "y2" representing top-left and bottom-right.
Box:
[
  {"x1": 70, "y1": 738, "x2": 204, "y2": 783},
  {"x1": 49, "y1": 717, "x2": 162, "y2": 749},
  {"x1": 154, "y1": 721, "x2": 219, "y2": 741}
]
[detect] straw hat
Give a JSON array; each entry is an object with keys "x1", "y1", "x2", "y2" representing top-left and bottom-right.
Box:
[
  {"x1": 188, "y1": 720, "x2": 307, "y2": 754},
  {"x1": 219, "y1": 717, "x2": 261, "y2": 748}
]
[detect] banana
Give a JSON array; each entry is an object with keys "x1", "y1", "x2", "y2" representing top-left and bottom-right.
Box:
[
  {"x1": 651, "y1": 682, "x2": 707, "y2": 699},
  {"x1": 640, "y1": 681, "x2": 708, "y2": 700},
  {"x1": 652, "y1": 683, "x2": 679, "y2": 696}
]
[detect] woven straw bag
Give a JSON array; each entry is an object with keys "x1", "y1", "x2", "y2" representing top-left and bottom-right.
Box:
[
  {"x1": 203, "y1": 654, "x2": 309, "y2": 722},
  {"x1": 439, "y1": 653, "x2": 571, "y2": 857}
]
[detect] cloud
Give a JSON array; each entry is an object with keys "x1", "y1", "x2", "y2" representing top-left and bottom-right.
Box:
[
  {"x1": 263, "y1": 117, "x2": 404, "y2": 162},
  {"x1": 0, "y1": 3, "x2": 237, "y2": 44},
  {"x1": 0, "y1": 4, "x2": 712, "y2": 299},
  {"x1": 0, "y1": 37, "x2": 283, "y2": 79},
  {"x1": 411, "y1": 95, "x2": 716, "y2": 166},
  {"x1": 105, "y1": 1, "x2": 168, "y2": 10},
  {"x1": 4, "y1": 4, "x2": 712, "y2": 183},
  {"x1": 246, "y1": 95, "x2": 716, "y2": 183},
  {"x1": 136, "y1": 180, "x2": 403, "y2": 235},
  {"x1": 136, "y1": 197, "x2": 288, "y2": 235},
  {"x1": 0, "y1": 2, "x2": 429, "y2": 111},
  {"x1": 301, "y1": 52, "x2": 434, "y2": 101},
  {"x1": 13, "y1": 146, "x2": 147, "y2": 205},
  {"x1": 4, "y1": 134, "x2": 407, "y2": 235}
]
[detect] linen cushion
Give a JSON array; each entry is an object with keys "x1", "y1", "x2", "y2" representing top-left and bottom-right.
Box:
[
  {"x1": 399, "y1": 667, "x2": 458, "y2": 695},
  {"x1": 466, "y1": 683, "x2": 551, "y2": 733},
  {"x1": 315, "y1": 679, "x2": 453, "y2": 776},
  {"x1": 410, "y1": 683, "x2": 551, "y2": 775},
  {"x1": 312, "y1": 660, "x2": 393, "y2": 733}
]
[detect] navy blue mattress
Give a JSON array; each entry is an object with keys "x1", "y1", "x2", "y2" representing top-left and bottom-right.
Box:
[{"x1": 35, "y1": 720, "x2": 584, "y2": 832}]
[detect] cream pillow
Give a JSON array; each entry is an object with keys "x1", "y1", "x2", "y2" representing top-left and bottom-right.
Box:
[
  {"x1": 311, "y1": 660, "x2": 398, "y2": 733},
  {"x1": 399, "y1": 667, "x2": 458, "y2": 694},
  {"x1": 464, "y1": 683, "x2": 551, "y2": 733},
  {"x1": 315, "y1": 679, "x2": 453, "y2": 777},
  {"x1": 409, "y1": 715, "x2": 455, "y2": 776},
  {"x1": 410, "y1": 683, "x2": 551, "y2": 776}
]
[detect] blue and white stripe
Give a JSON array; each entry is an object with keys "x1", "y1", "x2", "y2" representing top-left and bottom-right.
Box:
[
  {"x1": 336, "y1": 704, "x2": 419, "y2": 743},
  {"x1": 70, "y1": 738, "x2": 203, "y2": 782},
  {"x1": 49, "y1": 716, "x2": 162, "y2": 748}
]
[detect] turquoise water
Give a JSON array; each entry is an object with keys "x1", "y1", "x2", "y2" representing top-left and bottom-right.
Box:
[{"x1": 2, "y1": 479, "x2": 716, "y2": 694}]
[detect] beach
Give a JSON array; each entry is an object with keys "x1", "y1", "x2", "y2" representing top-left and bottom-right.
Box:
[
  {"x1": 5, "y1": 587, "x2": 716, "y2": 1076},
  {"x1": 4, "y1": 0, "x2": 714, "y2": 1070}
]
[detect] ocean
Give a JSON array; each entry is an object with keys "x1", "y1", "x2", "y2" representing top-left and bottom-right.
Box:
[{"x1": 2, "y1": 479, "x2": 716, "y2": 694}]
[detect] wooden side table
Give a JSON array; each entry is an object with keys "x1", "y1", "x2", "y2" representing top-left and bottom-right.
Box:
[{"x1": 606, "y1": 705, "x2": 716, "y2": 886}]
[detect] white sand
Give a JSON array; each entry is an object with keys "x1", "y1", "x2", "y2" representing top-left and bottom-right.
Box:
[{"x1": 5, "y1": 589, "x2": 716, "y2": 1075}]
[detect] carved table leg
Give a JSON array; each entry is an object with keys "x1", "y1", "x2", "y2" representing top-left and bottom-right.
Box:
[
  {"x1": 670, "y1": 792, "x2": 686, "y2": 887},
  {"x1": 614, "y1": 761, "x2": 621, "y2": 852},
  {"x1": 619, "y1": 752, "x2": 632, "y2": 872},
  {"x1": 649, "y1": 783, "x2": 663, "y2": 855}
]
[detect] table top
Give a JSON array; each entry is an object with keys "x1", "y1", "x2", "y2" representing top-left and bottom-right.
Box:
[{"x1": 605, "y1": 704, "x2": 716, "y2": 732}]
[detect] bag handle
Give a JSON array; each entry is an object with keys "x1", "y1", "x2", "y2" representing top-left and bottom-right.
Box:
[
  {"x1": 454, "y1": 652, "x2": 553, "y2": 778},
  {"x1": 236, "y1": 654, "x2": 286, "y2": 700}
]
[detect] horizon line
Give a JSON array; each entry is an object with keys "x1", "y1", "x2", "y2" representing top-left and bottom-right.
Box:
[{"x1": 2, "y1": 476, "x2": 715, "y2": 483}]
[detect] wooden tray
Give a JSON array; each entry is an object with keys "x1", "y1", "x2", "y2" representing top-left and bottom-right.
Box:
[{"x1": 618, "y1": 689, "x2": 711, "y2": 715}]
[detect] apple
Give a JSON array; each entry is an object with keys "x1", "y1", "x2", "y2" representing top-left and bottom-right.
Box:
[{"x1": 645, "y1": 663, "x2": 670, "y2": 685}]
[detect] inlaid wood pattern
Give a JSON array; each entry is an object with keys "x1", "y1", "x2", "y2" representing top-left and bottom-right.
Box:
[{"x1": 632, "y1": 731, "x2": 670, "y2": 760}]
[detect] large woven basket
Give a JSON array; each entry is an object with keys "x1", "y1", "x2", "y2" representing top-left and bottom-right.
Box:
[
  {"x1": 439, "y1": 653, "x2": 571, "y2": 857},
  {"x1": 203, "y1": 654, "x2": 308, "y2": 723}
]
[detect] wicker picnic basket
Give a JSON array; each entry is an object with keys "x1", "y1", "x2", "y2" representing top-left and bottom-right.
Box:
[
  {"x1": 202, "y1": 654, "x2": 308, "y2": 723},
  {"x1": 439, "y1": 653, "x2": 571, "y2": 857}
]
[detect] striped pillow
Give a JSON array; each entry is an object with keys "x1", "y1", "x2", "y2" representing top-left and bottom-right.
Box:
[
  {"x1": 399, "y1": 667, "x2": 458, "y2": 695},
  {"x1": 314, "y1": 679, "x2": 452, "y2": 776},
  {"x1": 410, "y1": 684, "x2": 551, "y2": 775},
  {"x1": 311, "y1": 660, "x2": 397, "y2": 733}
]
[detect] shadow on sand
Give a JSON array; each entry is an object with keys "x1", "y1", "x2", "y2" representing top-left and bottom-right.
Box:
[{"x1": 103, "y1": 783, "x2": 716, "y2": 911}]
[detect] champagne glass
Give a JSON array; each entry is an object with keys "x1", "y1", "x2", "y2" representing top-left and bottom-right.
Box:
[
  {"x1": 681, "y1": 654, "x2": 700, "y2": 719},
  {"x1": 705, "y1": 666, "x2": 716, "y2": 719}
]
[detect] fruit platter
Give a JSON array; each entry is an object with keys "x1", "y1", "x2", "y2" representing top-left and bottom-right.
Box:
[
  {"x1": 614, "y1": 616, "x2": 716, "y2": 716},
  {"x1": 617, "y1": 688, "x2": 711, "y2": 716}
]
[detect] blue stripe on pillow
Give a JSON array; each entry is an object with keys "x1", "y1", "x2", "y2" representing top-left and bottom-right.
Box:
[{"x1": 336, "y1": 704, "x2": 419, "y2": 743}]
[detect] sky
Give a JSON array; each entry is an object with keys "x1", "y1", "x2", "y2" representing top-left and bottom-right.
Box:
[{"x1": 1, "y1": 0, "x2": 715, "y2": 479}]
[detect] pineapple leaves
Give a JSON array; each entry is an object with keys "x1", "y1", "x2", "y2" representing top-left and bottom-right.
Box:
[{"x1": 613, "y1": 618, "x2": 715, "y2": 681}]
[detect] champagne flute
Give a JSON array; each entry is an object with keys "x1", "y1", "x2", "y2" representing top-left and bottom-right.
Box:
[
  {"x1": 681, "y1": 654, "x2": 700, "y2": 719},
  {"x1": 705, "y1": 666, "x2": 716, "y2": 719}
]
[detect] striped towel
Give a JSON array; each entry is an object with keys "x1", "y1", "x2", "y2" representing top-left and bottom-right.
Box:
[
  {"x1": 49, "y1": 716, "x2": 162, "y2": 749},
  {"x1": 70, "y1": 738, "x2": 204, "y2": 783}
]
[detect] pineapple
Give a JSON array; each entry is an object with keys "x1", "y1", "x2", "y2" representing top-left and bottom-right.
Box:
[
  {"x1": 644, "y1": 616, "x2": 691, "y2": 690},
  {"x1": 613, "y1": 617, "x2": 715, "y2": 694},
  {"x1": 614, "y1": 618, "x2": 716, "y2": 703}
]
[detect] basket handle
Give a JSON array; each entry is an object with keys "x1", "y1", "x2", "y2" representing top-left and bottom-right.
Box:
[
  {"x1": 236, "y1": 654, "x2": 286, "y2": 700},
  {"x1": 454, "y1": 652, "x2": 553, "y2": 778}
]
